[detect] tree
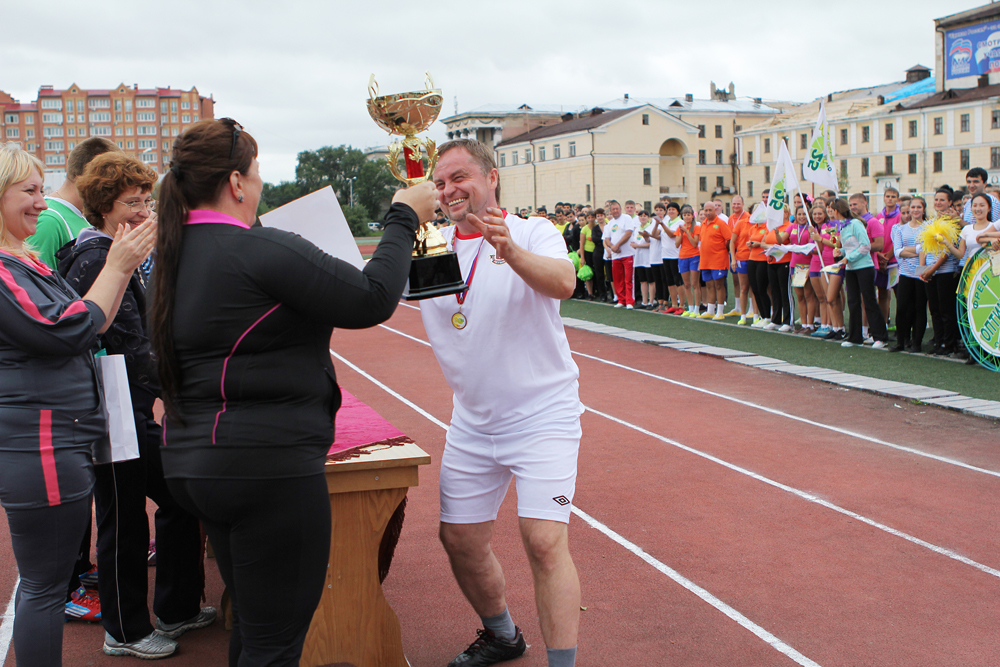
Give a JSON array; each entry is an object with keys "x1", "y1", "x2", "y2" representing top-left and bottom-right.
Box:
[{"x1": 294, "y1": 145, "x2": 398, "y2": 220}]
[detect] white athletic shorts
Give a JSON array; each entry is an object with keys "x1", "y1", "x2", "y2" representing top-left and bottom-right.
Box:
[{"x1": 440, "y1": 411, "x2": 581, "y2": 524}]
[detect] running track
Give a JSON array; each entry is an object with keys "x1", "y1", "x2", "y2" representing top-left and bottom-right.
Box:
[{"x1": 2, "y1": 301, "x2": 999, "y2": 665}]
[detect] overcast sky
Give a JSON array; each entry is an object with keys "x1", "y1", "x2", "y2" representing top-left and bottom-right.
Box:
[{"x1": 3, "y1": 0, "x2": 978, "y2": 184}]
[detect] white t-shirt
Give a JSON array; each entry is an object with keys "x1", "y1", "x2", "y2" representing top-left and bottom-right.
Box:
[
  {"x1": 661, "y1": 217, "x2": 683, "y2": 260},
  {"x1": 420, "y1": 213, "x2": 583, "y2": 434},
  {"x1": 633, "y1": 222, "x2": 651, "y2": 268},
  {"x1": 607, "y1": 214, "x2": 635, "y2": 260},
  {"x1": 647, "y1": 218, "x2": 662, "y2": 264},
  {"x1": 958, "y1": 222, "x2": 997, "y2": 266},
  {"x1": 716, "y1": 212, "x2": 729, "y2": 224}
]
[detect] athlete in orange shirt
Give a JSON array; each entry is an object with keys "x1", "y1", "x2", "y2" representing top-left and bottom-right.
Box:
[
  {"x1": 697, "y1": 205, "x2": 733, "y2": 320},
  {"x1": 677, "y1": 205, "x2": 701, "y2": 316}
]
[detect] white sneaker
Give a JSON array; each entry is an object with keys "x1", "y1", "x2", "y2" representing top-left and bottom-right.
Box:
[
  {"x1": 751, "y1": 318, "x2": 770, "y2": 329},
  {"x1": 625, "y1": 304, "x2": 634, "y2": 310},
  {"x1": 863, "y1": 336, "x2": 874, "y2": 345},
  {"x1": 778, "y1": 324, "x2": 793, "y2": 332},
  {"x1": 841, "y1": 341, "x2": 855, "y2": 347},
  {"x1": 614, "y1": 303, "x2": 623, "y2": 308},
  {"x1": 103, "y1": 631, "x2": 177, "y2": 658},
  {"x1": 763, "y1": 322, "x2": 778, "y2": 330},
  {"x1": 872, "y1": 340, "x2": 887, "y2": 350},
  {"x1": 155, "y1": 606, "x2": 218, "y2": 639}
]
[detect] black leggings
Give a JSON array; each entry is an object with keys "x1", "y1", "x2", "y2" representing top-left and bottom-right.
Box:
[
  {"x1": 845, "y1": 267, "x2": 887, "y2": 343},
  {"x1": 95, "y1": 410, "x2": 203, "y2": 643},
  {"x1": 168, "y1": 474, "x2": 331, "y2": 667},
  {"x1": 766, "y1": 262, "x2": 792, "y2": 325},
  {"x1": 747, "y1": 260, "x2": 770, "y2": 320},
  {"x1": 895, "y1": 275, "x2": 928, "y2": 347},
  {"x1": 925, "y1": 271, "x2": 959, "y2": 351}
]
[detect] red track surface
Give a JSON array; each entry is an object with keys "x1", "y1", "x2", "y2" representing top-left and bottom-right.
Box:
[{"x1": 3, "y1": 302, "x2": 999, "y2": 666}]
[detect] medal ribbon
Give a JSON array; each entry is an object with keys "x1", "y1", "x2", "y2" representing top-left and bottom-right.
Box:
[{"x1": 454, "y1": 236, "x2": 487, "y2": 306}]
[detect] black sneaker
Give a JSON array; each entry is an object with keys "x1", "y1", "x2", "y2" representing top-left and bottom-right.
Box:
[
  {"x1": 448, "y1": 627, "x2": 527, "y2": 667},
  {"x1": 823, "y1": 329, "x2": 839, "y2": 340},
  {"x1": 830, "y1": 331, "x2": 845, "y2": 341}
]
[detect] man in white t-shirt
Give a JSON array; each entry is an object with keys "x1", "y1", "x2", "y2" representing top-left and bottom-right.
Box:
[
  {"x1": 424, "y1": 139, "x2": 583, "y2": 667},
  {"x1": 606, "y1": 200, "x2": 636, "y2": 308}
]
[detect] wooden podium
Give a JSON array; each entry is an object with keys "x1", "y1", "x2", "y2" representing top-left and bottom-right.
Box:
[{"x1": 300, "y1": 393, "x2": 431, "y2": 667}]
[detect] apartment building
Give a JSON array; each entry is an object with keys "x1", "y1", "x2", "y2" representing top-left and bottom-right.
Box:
[{"x1": 1, "y1": 83, "x2": 214, "y2": 178}]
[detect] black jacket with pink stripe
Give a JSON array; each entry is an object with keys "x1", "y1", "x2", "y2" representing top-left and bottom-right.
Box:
[{"x1": 0, "y1": 250, "x2": 106, "y2": 509}]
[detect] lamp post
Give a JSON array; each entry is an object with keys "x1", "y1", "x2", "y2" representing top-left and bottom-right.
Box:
[{"x1": 348, "y1": 176, "x2": 357, "y2": 208}]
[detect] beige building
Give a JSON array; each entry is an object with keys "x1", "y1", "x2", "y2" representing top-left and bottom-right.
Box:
[{"x1": 490, "y1": 92, "x2": 781, "y2": 214}]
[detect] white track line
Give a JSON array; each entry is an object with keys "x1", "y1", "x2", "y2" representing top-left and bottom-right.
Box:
[
  {"x1": 0, "y1": 577, "x2": 18, "y2": 665},
  {"x1": 368, "y1": 326, "x2": 1000, "y2": 580},
  {"x1": 330, "y1": 348, "x2": 823, "y2": 667},
  {"x1": 570, "y1": 352, "x2": 1000, "y2": 480}
]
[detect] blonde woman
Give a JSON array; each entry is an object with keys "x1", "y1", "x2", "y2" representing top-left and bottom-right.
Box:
[{"x1": 0, "y1": 143, "x2": 154, "y2": 667}]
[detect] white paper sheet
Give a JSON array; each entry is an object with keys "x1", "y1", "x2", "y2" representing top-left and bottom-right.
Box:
[{"x1": 259, "y1": 186, "x2": 365, "y2": 270}]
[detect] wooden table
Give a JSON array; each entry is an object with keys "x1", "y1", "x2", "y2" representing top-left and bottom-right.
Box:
[{"x1": 300, "y1": 438, "x2": 430, "y2": 667}]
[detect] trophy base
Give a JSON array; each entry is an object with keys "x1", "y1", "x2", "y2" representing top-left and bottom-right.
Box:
[{"x1": 402, "y1": 252, "x2": 467, "y2": 301}]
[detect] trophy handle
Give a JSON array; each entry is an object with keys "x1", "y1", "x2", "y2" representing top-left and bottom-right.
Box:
[
  {"x1": 425, "y1": 71, "x2": 435, "y2": 92},
  {"x1": 386, "y1": 136, "x2": 438, "y2": 186},
  {"x1": 368, "y1": 74, "x2": 379, "y2": 101}
]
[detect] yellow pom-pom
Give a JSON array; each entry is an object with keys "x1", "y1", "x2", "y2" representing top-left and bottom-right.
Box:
[{"x1": 919, "y1": 217, "x2": 961, "y2": 255}]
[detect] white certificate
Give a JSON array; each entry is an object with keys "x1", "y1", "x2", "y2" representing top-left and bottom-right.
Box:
[{"x1": 259, "y1": 186, "x2": 364, "y2": 270}]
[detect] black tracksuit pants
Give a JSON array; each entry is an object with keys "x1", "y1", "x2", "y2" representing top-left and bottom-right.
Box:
[{"x1": 95, "y1": 408, "x2": 203, "y2": 643}]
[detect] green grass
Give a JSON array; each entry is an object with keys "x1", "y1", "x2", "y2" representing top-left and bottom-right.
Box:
[{"x1": 560, "y1": 299, "x2": 1000, "y2": 403}]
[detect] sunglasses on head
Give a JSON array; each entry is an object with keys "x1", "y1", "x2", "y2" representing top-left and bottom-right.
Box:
[{"x1": 221, "y1": 117, "x2": 244, "y2": 160}]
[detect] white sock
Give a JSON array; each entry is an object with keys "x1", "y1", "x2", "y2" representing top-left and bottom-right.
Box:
[
  {"x1": 707, "y1": 304, "x2": 716, "y2": 315},
  {"x1": 717, "y1": 303, "x2": 725, "y2": 313},
  {"x1": 734, "y1": 297, "x2": 741, "y2": 312},
  {"x1": 862, "y1": 326, "x2": 869, "y2": 337}
]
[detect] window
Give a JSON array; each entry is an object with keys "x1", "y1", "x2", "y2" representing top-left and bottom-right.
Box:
[
  {"x1": 163, "y1": 141, "x2": 170, "y2": 151},
  {"x1": 66, "y1": 127, "x2": 74, "y2": 137},
  {"x1": 715, "y1": 125, "x2": 723, "y2": 139},
  {"x1": 138, "y1": 140, "x2": 154, "y2": 150},
  {"x1": 137, "y1": 112, "x2": 155, "y2": 122},
  {"x1": 125, "y1": 114, "x2": 132, "y2": 122},
  {"x1": 159, "y1": 101, "x2": 168, "y2": 112},
  {"x1": 3, "y1": 114, "x2": 16, "y2": 124},
  {"x1": 115, "y1": 127, "x2": 123, "y2": 136},
  {"x1": 67, "y1": 142, "x2": 75, "y2": 150},
  {"x1": 192, "y1": 115, "x2": 199, "y2": 123},
  {"x1": 764, "y1": 166, "x2": 771, "y2": 183},
  {"x1": 699, "y1": 176, "x2": 707, "y2": 192},
  {"x1": 642, "y1": 114, "x2": 649, "y2": 125},
  {"x1": 698, "y1": 125, "x2": 705, "y2": 138},
  {"x1": 994, "y1": 110, "x2": 1000, "y2": 129},
  {"x1": 76, "y1": 101, "x2": 84, "y2": 113},
  {"x1": 24, "y1": 144, "x2": 34, "y2": 152},
  {"x1": 909, "y1": 120, "x2": 918, "y2": 137},
  {"x1": 115, "y1": 114, "x2": 121, "y2": 123},
  {"x1": 861, "y1": 157, "x2": 869, "y2": 176},
  {"x1": 524, "y1": 149, "x2": 531, "y2": 163},
  {"x1": 181, "y1": 114, "x2": 190, "y2": 123},
  {"x1": 137, "y1": 125, "x2": 157, "y2": 135},
  {"x1": 716, "y1": 176, "x2": 724, "y2": 189},
  {"x1": 933, "y1": 151, "x2": 942, "y2": 172},
  {"x1": 127, "y1": 141, "x2": 134, "y2": 149},
  {"x1": 170, "y1": 101, "x2": 177, "y2": 112},
  {"x1": 961, "y1": 149, "x2": 970, "y2": 170},
  {"x1": 24, "y1": 114, "x2": 33, "y2": 124},
  {"x1": 764, "y1": 137, "x2": 771, "y2": 153},
  {"x1": 116, "y1": 141, "x2": 123, "y2": 148},
  {"x1": 698, "y1": 150, "x2": 706, "y2": 165},
  {"x1": 840, "y1": 160, "x2": 847, "y2": 177},
  {"x1": 748, "y1": 181, "x2": 753, "y2": 197},
  {"x1": 538, "y1": 146, "x2": 545, "y2": 161},
  {"x1": 992, "y1": 147, "x2": 1000, "y2": 170},
  {"x1": 4, "y1": 128, "x2": 18, "y2": 139},
  {"x1": 43, "y1": 127, "x2": 63, "y2": 137},
  {"x1": 181, "y1": 101, "x2": 190, "y2": 110},
  {"x1": 643, "y1": 168, "x2": 651, "y2": 186},
  {"x1": 885, "y1": 155, "x2": 893, "y2": 174},
  {"x1": 125, "y1": 127, "x2": 133, "y2": 136},
  {"x1": 25, "y1": 129, "x2": 33, "y2": 139},
  {"x1": 747, "y1": 151, "x2": 753, "y2": 166},
  {"x1": 140, "y1": 152, "x2": 157, "y2": 164},
  {"x1": 91, "y1": 126, "x2": 111, "y2": 136},
  {"x1": 841, "y1": 128, "x2": 848, "y2": 145},
  {"x1": 715, "y1": 150, "x2": 723, "y2": 165},
  {"x1": 125, "y1": 100, "x2": 132, "y2": 111},
  {"x1": 171, "y1": 115, "x2": 178, "y2": 123},
  {"x1": 800, "y1": 133, "x2": 807, "y2": 149},
  {"x1": 933, "y1": 117, "x2": 943, "y2": 135},
  {"x1": 512, "y1": 151, "x2": 518, "y2": 165},
  {"x1": 44, "y1": 154, "x2": 66, "y2": 165},
  {"x1": 586, "y1": 184, "x2": 591, "y2": 202},
  {"x1": 115, "y1": 100, "x2": 122, "y2": 111},
  {"x1": 42, "y1": 113, "x2": 62, "y2": 124},
  {"x1": 569, "y1": 142, "x2": 576, "y2": 157},
  {"x1": 41, "y1": 99, "x2": 62, "y2": 110},
  {"x1": 89, "y1": 98, "x2": 110, "y2": 109},
  {"x1": 960, "y1": 114, "x2": 970, "y2": 133},
  {"x1": 908, "y1": 154, "x2": 917, "y2": 174},
  {"x1": 89, "y1": 112, "x2": 110, "y2": 123},
  {"x1": 885, "y1": 123, "x2": 894, "y2": 141},
  {"x1": 554, "y1": 144, "x2": 561, "y2": 159},
  {"x1": 171, "y1": 128, "x2": 179, "y2": 136},
  {"x1": 66, "y1": 114, "x2": 74, "y2": 123},
  {"x1": 499, "y1": 153, "x2": 505, "y2": 167},
  {"x1": 78, "y1": 127, "x2": 87, "y2": 137},
  {"x1": 862, "y1": 126, "x2": 870, "y2": 143}
]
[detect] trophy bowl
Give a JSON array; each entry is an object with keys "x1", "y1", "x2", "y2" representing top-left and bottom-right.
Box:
[{"x1": 367, "y1": 90, "x2": 444, "y2": 136}]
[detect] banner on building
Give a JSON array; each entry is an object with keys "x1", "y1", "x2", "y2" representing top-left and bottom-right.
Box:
[{"x1": 946, "y1": 18, "x2": 1000, "y2": 80}]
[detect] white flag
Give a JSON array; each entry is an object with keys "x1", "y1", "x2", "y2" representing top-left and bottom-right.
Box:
[
  {"x1": 765, "y1": 141, "x2": 799, "y2": 230},
  {"x1": 802, "y1": 101, "x2": 839, "y2": 192}
]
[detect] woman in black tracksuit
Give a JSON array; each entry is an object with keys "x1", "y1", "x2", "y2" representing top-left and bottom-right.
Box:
[
  {"x1": 147, "y1": 119, "x2": 437, "y2": 666},
  {"x1": 59, "y1": 152, "x2": 207, "y2": 656}
]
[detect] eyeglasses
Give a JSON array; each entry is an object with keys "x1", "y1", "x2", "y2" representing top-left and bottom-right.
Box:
[
  {"x1": 221, "y1": 117, "x2": 243, "y2": 161},
  {"x1": 115, "y1": 198, "x2": 156, "y2": 213}
]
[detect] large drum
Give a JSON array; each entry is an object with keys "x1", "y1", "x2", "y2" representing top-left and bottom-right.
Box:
[{"x1": 957, "y1": 248, "x2": 1000, "y2": 371}]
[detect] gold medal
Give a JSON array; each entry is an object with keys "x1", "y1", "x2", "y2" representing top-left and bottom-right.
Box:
[{"x1": 452, "y1": 312, "x2": 467, "y2": 330}]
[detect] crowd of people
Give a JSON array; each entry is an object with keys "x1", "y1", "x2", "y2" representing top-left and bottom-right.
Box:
[{"x1": 533, "y1": 168, "x2": 1000, "y2": 360}]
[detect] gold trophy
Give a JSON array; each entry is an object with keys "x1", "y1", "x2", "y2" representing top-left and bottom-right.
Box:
[{"x1": 367, "y1": 73, "x2": 466, "y2": 300}]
